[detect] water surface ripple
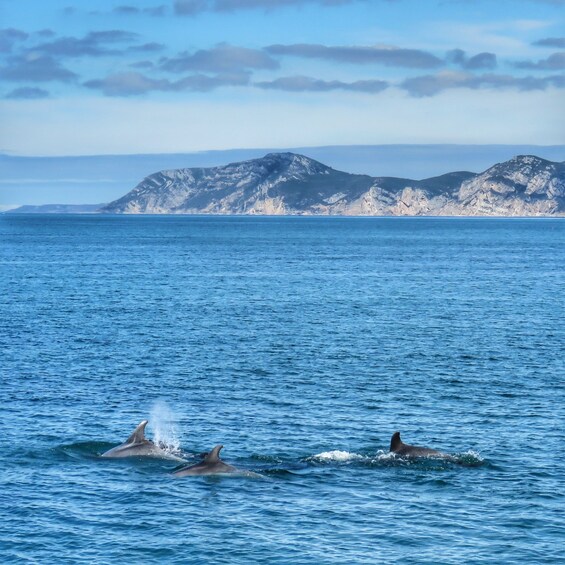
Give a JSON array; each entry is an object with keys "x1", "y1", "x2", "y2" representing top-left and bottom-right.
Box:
[{"x1": 1, "y1": 216, "x2": 564, "y2": 564}]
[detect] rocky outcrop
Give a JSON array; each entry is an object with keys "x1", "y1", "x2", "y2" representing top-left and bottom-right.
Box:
[
  {"x1": 101, "y1": 153, "x2": 564, "y2": 216},
  {"x1": 454, "y1": 155, "x2": 564, "y2": 216}
]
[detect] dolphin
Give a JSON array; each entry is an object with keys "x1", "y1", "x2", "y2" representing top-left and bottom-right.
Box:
[
  {"x1": 101, "y1": 420, "x2": 185, "y2": 461},
  {"x1": 172, "y1": 445, "x2": 238, "y2": 477},
  {"x1": 390, "y1": 431, "x2": 447, "y2": 458}
]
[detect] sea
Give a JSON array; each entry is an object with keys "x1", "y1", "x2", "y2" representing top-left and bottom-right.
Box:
[{"x1": 0, "y1": 215, "x2": 563, "y2": 564}]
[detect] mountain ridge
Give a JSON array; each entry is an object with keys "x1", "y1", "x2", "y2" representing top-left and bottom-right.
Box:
[
  {"x1": 4, "y1": 203, "x2": 104, "y2": 214},
  {"x1": 100, "y1": 153, "x2": 565, "y2": 217}
]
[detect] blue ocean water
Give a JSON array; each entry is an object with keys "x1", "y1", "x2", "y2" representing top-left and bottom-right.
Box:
[{"x1": 0, "y1": 215, "x2": 564, "y2": 564}]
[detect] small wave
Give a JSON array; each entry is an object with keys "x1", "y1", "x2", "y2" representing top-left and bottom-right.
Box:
[
  {"x1": 366, "y1": 449, "x2": 487, "y2": 468},
  {"x1": 261, "y1": 467, "x2": 308, "y2": 477},
  {"x1": 370, "y1": 450, "x2": 398, "y2": 462},
  {"x1": 234, "y1": 469, "x2": 267, "y2": 479},
  {"x1": 249, "y1": 453, "x2": 283, "y2": 464},
  {"x1": 371, "y1": 454, "x2": 451, "y2": 469},
  {"x1": 308, "y1": 450, "x2": 365, "y2": 463},
  {"x1": 453, "y1": 450, "x2": 486, "y2": 467}
]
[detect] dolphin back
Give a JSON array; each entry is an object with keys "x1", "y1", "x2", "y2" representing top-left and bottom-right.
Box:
[
  {"x1": 125, "y1": 420, "x2": 149, "y2": 444},
  {"x1": 172, "y1": 445, "x2": 238, "y2": 477},
  {"x1": 390, "y1": 431, "x2": 446, "y2": 458},
  {"x1": 204, "y1": 445, "x2": 223, "y2": 463},
  {"x1": 100, "y1": 419, "x2": 187, "y2": 461}
]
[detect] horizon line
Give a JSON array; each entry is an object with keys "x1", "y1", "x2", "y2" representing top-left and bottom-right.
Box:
[{"x1": 2, "y1": 142, "x2": 565, "y2": 160}]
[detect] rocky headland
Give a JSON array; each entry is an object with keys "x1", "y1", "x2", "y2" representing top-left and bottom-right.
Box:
[{"x1": 96, "y1": 152, "x2": 564, "y2": 216}]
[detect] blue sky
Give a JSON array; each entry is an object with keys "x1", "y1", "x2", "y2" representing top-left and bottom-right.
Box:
[{"x1": 0, "y1": 0, "x2": 564, "y2": 156}]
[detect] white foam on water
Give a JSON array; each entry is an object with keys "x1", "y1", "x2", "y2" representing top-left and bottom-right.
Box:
[
  {"x1": 310, "y1": 450, "x2": 364, "y2": 462},
  {"x1": 462, "y1": 449, "x2": 483, "y2": 459},
  {"x1": 149, "y1": 400, "x2": 181, "y2": 454},
  {"x1": 372, "y1": 450, "x2": 397, "y2": 462},
  {"x1": 456, "y1": 450, "x2": 485, "y2": 464}
]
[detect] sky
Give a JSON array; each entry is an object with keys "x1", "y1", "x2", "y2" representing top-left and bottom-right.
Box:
[{"x1": 1, "y1": 0, "x2": 564, "y2": 158}]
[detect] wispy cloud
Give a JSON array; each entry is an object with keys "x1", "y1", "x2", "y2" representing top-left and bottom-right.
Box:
[
  {"x1": 265, "y1": 43, "x2": 443, "y2": 69},
  {"x1": 36, "y1": 29, "x2": 56, "y2": 38},
  {"x1": 4, "y1": 86, "x2": 49, "y2": 99},
  {"x1": 112, "y1": 5, "x2": 167, "y2": 16},
  {"x1": 84, "y1": 70, "x2": 249, "y2": 95},
  {"x1": 402, "y1": 70, "x2": 563, "y2": 97},
  {"x1": 174, "y1": 0, "x2": 366, "y2": 16},
  {"x1": 113, "y1": 5, "x2": 140, "y2": 15},
  {"x1": 172, "y1": 0, "x2": 565, "y2": 15},
  {"x1": 30, "y1": 30, "x2": 139, "y2": 58},
  {"x1": 532, "y1": 37, "x2": 565, "y2": 48},
  {"x1": 256, "y1": 75, "x2": 388, "y2": 92},
  {"x1": 0, "y1": 28, "x2": 28, "y2": 53},
  {"x1": 0, "y1": 54, "x2": 77, "y2": 82},
  {"x1": 447, "y1": 49, "x2": 497, "y2": 70},
  {"x1": 174, "y1": 72, "x2": 250, "y2": 90},
  {"x1": 128, "y1": 42, "x2": 165, "y2": 53},
  {"x1": 160, "y1": 44, "x2": 279, "y2": 73},
  {"x1": 84, "y1": 72, "x2": 170, "y2": 95},
  {"x1": 129, "y1": 60, "x2": 155, "y2": 69},
  {"x1": 515, "y1": 52, "x2": 565, "y2": 70}
]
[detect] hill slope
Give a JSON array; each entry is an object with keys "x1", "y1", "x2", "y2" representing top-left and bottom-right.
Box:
[{"x1": 101, "y1": 153, "x2": 565, "y2": 216}]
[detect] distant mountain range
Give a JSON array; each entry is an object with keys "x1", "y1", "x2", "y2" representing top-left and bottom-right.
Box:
[
  {"x1": 6, "y1": 204, "x2": 104, "y2": 214},
  {"x1": 6, "y1": 153, "x2": 564, "y2": 216},
  {"x1": 2, "y1": 144, "x2": 564, "y2": 211},
  {"x1": 98, "y1": 153, "x2": 564, "y2": 216}
]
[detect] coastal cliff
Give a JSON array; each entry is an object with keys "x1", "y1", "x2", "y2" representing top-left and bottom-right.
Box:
[{"x1": 101, "y1": 153, "x2": 564, "y2": 216}]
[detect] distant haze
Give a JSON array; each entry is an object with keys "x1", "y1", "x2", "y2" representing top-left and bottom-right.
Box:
[{"x1": 1, "y1": 144, "x2": 564, "y2": 209}]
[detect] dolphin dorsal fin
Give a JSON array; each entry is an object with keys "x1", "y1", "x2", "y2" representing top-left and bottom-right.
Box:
[
  {"x1": 390, "y1": 431, "x2": 403, "y2": 452},
  {"x1": 126, "y1": 420, "x2": 148, "y2": 444},
  {"x1": 204, "y1": 445, "x2": 223, "y2": 463}
]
